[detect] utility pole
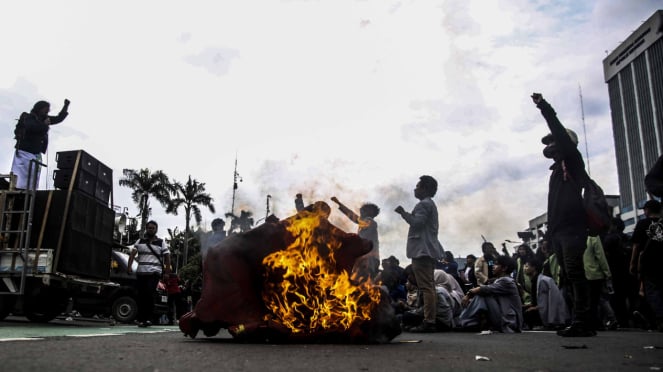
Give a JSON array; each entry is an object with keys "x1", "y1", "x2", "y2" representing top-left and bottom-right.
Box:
[
  {"x1": 265, "y1": 194, "x2": 271, "y2": 221},
  {"x1": 579, "y1": 84, "x2": 591, "y2": 176}
]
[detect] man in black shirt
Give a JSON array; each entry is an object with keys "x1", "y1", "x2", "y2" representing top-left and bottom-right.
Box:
[
  {"x1": 630, "y1": 200, "x2": 663, "y2": 332},
  {"x1": 533, "y1": 93, "x2": 593, "y2": 337}
]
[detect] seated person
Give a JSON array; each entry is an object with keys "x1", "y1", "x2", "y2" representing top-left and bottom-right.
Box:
[
  {"x1": 434, "y1": 269, "x2": 464, "y2": 322},
  {"x1": 523, "y1": 257, "x2": 570, "y2": 330},
  {"x1": 398, "y1": 264, "x2": 454, "y2": 332},
  {"x1": 458, "y1": 255, "x2": 523, "y2": 333}
]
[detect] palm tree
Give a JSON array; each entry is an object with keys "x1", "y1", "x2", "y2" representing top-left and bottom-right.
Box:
[
  {"x1": 118, "y1": 168, "x2": 174, "y2": 234},
  {"x1": 224, "y1": 209, "x2": 254, "y2": 234},
  {"x1": 166, "y1": 175, "x2": 215, "y2": 265}
]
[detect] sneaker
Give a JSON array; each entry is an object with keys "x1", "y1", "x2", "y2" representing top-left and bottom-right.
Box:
[
  {"x1": 606, "y1": 320, "x2": 619, "y2": 330},
  {"x1": 408, "y1": 321, "x2": 437, "y2": 333},
  {"x1": 556, "y1": 324, "x2": 596, "y2": 337},
  {"x1": 145, "y1": 320, "x2": 152, "y2": 327},
  {"x1": 137, "y1": 322, "x2": 148, "y2": 328}
]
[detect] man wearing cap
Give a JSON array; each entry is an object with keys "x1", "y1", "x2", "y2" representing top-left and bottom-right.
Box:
[
  {"x1": 532, "y1": 93, "x2": 594, "y2": 337},
  {"x1": 629, "y1": 199, "x2": 663, "y2": 332}
]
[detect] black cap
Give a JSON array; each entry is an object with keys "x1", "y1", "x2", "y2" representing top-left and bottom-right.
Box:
[{"x1": 641, "y1": 200, "x2": 661, "y2": 213}]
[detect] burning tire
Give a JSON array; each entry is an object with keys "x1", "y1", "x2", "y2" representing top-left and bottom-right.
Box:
[
  {"x1": 179, "y1": 203, "x2": 402, "y2": 343},
  {"x1": 111, "y1": 295, "x2": 138, "y2": 323}
]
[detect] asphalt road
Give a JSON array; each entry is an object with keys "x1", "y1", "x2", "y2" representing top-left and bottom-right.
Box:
[{"x1": 0, "y1": 316, "x2": 662, "y2": 372}]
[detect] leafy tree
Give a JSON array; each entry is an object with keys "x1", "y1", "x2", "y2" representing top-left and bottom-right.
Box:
[
  {"x1": 118, "y1": 168, "x2": 174, "y2": 233},
  {"x1": 166, "y1": 175, "x2": 215, "y2": 265},
  {"x1": 224, "y1": 209, "x2": 254, "y2": 234}
]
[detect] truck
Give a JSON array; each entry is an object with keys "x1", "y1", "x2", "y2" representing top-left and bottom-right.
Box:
[{"x1": 0, "y1": 150, "x2": 167, "y2": 323}]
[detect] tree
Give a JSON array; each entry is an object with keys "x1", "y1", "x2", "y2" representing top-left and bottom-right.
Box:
[
  {"x1": 118, "y1": 168, "x2": 174, "y2": 233},
  {"x1": 225, "y1": 209, "x2": 254, "y2": 234},
  {"x1": 166, "y1": 175, "x2": 215, "y2": 266}
]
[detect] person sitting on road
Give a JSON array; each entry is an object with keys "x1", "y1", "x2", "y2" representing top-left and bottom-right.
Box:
[
  {"x1": 399, "y1": 264, "x2": 454, "y2": 332},
  {"x1": 459, "y1": 255, "x2": 523, "y2": 333},
  {"x1": 475, "y1": 242, "x2": 500, "y2": 285},
  {"x1": 523, "y1": 257, "x2": 569, "y2": 330}
]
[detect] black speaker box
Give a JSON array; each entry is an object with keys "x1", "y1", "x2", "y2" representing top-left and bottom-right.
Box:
[
  {"x1": 56, "y1": 150, "x2": 99, "y2": 175},
  {"x1": 53, "y1": 168, "x2": 97, "y2": 196},
  {"x1": 30, "y1": 190, "x2": 113, "y2": 280}
]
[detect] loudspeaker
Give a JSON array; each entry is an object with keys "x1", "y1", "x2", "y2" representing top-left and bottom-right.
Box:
[
  {"x1": 53, "y1": 168, "x2": 96, "y2": 196},
  {"x1": 53, "y1": 149, "x2": 113, "y2": 206},
  {"x1": 56, "y1": 150, "x2": 99, "y2": 174},
  {"x1": 30, "y1": 190, "x2": 113, "y2": 280}
]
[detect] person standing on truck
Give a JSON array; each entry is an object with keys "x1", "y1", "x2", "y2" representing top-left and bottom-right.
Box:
[
  {"x1": 11, "y1": 99, "x2": 70, "y2": 189},
  {"x1": 127, "y1": 220, "x2": 171, "y2": 327}
]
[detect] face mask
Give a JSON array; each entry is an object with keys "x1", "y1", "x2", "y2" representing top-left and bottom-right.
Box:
[{"x1": 542, "y1": 144, "x2": 557, "y2": 159}]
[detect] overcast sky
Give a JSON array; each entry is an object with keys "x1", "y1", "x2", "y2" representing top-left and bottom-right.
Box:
[{"x1": 1, "y1": 0, "x2": 660, "y2": 263}]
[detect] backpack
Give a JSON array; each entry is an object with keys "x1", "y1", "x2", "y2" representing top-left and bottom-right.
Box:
[
  {"x1": 13, "y1": 112, "x2": 28, "y2": 148},
  {"x1": 582, "y1": 178, "x2": 612, "y2": 236}
]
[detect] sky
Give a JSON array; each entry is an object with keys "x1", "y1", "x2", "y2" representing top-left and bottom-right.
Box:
[{"x1": 1, "y1": 0, "x2": 661, "y2": 264}]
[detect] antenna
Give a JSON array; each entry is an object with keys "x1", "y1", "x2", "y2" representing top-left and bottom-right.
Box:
[
  {"x1": 230, "y1": 152, "x2": 242, "y2": 218},
  {"x1": 579, "y1": 84, "x2": 591, "y2": 176}
]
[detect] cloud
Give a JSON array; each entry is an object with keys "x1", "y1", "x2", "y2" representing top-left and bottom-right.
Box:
[{"x1": 184, "y1": 47, "x2": 240, "y2": 76}]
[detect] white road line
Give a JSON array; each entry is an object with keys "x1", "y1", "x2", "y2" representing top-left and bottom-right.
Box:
[
  {"x1": 68, "y1": 333, "x2": 121, "y2": 337},
  {"x1": 0, "y1": 338, "x2": 45, "y2": 342}
]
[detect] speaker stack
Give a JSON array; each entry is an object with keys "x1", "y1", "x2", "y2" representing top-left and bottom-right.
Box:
[
  {"x1": 35, "y1": 150, "x2": 116, "y2": 279},
  {"x1": 53, "y1": 150, "x2": 113, "y2": 206},
  {"x1": 30, "y1": 190, "x2": 114, "y2": 280}
]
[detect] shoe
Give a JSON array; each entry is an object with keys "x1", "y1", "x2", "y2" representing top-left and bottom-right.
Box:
[
  {"x1": 137, "y1": 322, "x2": 148, "y2": 328},
  {"x1": 556, "y1": 324, "x2": 596, "y2": 337},
  {"x1": 145, "y1": 320, "x2": 152, "y2": 327},
  {"x1": 606, "y1": 320, "x2": 619, "y2": 330},
  {"x1": 408, "y1": 321, "x2": 437, "y2": 333}
]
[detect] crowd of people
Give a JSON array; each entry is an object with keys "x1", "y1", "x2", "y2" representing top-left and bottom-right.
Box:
[{"x1": 9, "y1": 94, "x2": 663, "y2": 337}]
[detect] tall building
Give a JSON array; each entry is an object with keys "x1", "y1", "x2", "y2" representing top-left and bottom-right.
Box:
[{"x1": 603, "y1": 10, "x2": 663, "y2": 231}]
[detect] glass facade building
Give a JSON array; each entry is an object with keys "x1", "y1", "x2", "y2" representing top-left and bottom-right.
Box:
[{"x1": 603, "y1": 10, "x2": 663, "y2": 230}]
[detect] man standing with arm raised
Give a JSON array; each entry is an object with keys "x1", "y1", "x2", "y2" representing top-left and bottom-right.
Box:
[
  {"x1": 533, "y1": 92, "x2": 594, "y2": 337},
  {"x1": 395, "y1": 175, "x2": 445, "y2": 332}
]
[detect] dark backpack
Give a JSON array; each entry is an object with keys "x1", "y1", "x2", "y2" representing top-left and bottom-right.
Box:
[
  {"x1": 13, "y1": 112, "x2": 28, "y2": 148},
  {"x1": 583, "y1": 178, "x2": 612, "y2": 236}
]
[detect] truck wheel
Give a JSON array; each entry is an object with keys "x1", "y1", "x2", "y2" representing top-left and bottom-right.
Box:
[
  {"x1": 111, "y1": 296, "x2": 138, "y2": 323},
  {"x1": 24, "y1": 288, "x2": 65, "y2": 323},
  {"x1": 0, "y1": 295, "x2": 15, "y2": 320},
  {"x1": 25, "y1": 305, "x2": 60, "y2": 322}
]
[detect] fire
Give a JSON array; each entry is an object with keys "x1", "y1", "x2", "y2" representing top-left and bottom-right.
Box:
[{"x1": 261, "y1": 208, "x2": 381, "y2": 334}]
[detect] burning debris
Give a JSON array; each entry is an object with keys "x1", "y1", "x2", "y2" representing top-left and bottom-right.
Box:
[{"x1": 179, "y1": 201, "x2": 401, "y2": 343}]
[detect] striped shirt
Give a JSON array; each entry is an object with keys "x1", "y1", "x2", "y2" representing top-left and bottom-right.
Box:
[{"x1": 131, "y1": 237, "x2": 170, "y2": 274}]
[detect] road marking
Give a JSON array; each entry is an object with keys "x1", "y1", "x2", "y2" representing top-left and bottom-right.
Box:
[
  {"x1": 0, "y1": 338, "x2": 45, "y2": 342},
  {"x1": 68, "y1": 333, "x2": 122, "y2": 337}
]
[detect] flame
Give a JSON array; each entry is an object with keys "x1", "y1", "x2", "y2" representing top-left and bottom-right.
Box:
[{"x1": 262, "y1": 209, "x2": 381, "y2": 334}]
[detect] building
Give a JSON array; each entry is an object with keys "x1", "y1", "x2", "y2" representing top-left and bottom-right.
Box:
[
  {"x1": 603, "y1": 10, "x2": 663, "y2": 231},
  {"x1": 525, "y1": 195, "x2": 621, "y2": 249}
]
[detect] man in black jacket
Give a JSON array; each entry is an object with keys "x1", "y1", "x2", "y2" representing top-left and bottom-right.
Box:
[
  {"x1": 11, "y1": 99, "x2": 70, "y2": 189},
  {"x1": 532, "y1": 93, "x2": 594, "y2": 337}
]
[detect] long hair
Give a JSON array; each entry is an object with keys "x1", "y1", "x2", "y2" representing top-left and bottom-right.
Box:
[{"x1": 31, "y1": 101, "x2": 50, "y2": 115}]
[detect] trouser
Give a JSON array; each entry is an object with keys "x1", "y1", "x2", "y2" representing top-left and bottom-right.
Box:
[
  {"x1": 412, "y1": 256, "x2": 436, "y2": 323},
  {"x1": 589, "y1": 279, "x2": 616, "y2": 328},
  {"x1": 10, "y1": 150, "x2": 41, "y2": 190},
  {"x1": 644, "y1": 280, "x2": 663, "y2": 320},
  {"x1": 551, "y1": 230, "x2": 591, "y2": 327},
  {"x1": 136, "y1": 273, "x2": 160, "y2": 323},
  {"x1": 167, "y1": 292, "x2": 187, "y2": 322}
]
